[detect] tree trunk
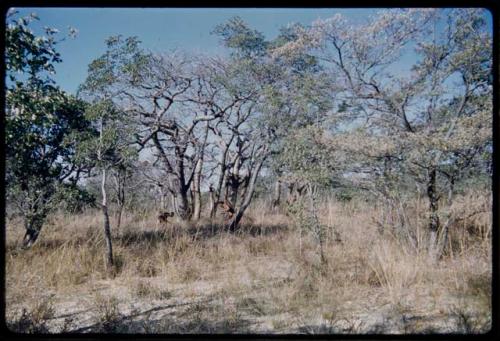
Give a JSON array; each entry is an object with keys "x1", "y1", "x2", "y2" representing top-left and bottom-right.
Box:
[
  {"x1": 158, "y1": 184, "x2": 169, "y2": 211},
  {"x1": 116, "y1": 182, "x2": 125, "y2": 234},
  {"x1": 210, "y1": 166, "x2": 225, "y2": 218},
  {"x1": 21, "y1": 213, "x2": 45, "y2": 249},
  {"x1": 286, "y1": 181, "x2": 306, "y2": 207},
  {"x1": 172, "y1": 193, "x2": 178, "y2": 215},
  {"x1": 212, "y1": 167, "x2": 229, "y2": 218},
  {"x1": 101, "y1": 168, "x2": 114, "y2": 268},
  {"x1": 211, "y1": 139, "x2": 232, "y2": 218},
  {"x1": 152, "y1": 134, "x2": 191, "y2": 221},
  {"x1": 209, "y1": 184, "x2": 216, "y2": 219},
  {"x1": 228, "y1": 174, "x2": 240, "y2": 208},
  {"x1": 238, "y1": 170, "x2": 251, "y2": 206},
  {"x1": 286, "y1": 182, "x2": 295, "y2": 205},
  {"x1": 272, "y1": 180, "x2": 282, "y2": 207},
  {"x1": 427, "y1": 167, "x2": 440, "y2": 260},
  {"x1": 172, "y1": 143, "x2": 192, "y2": 221},
  {"x1": 116, "y1": 205, "x2": 123, "y2": 231},
  {"x1": 436, "y1": 177, "x2": 456, "y2": 259},
  {"x1": 192, "y1": 158, "x2": 202, "y2": 221},
  {"x1": 222, "y1": 170, "x2": 230, "y2": 200},
  {"x1": 176, "y1": 185, "x2": 191, "y2": 220},
  {"x1": 192, "y1": 124, "x2": 209, "y2": 221},
  {"x1": 228, "y1": 157, "x2": 265, "y2": 231},
  {"x1": 115, "y1": 176, "x2": 125, "y2": 231},
  {"x1": 227, "y1": 153, "x2": 243, "y2": 208},
  {"x1": 308, "y1": 184, "x2": 327, "y2": 266},
  {"x1": 20, "y1": 189, "x2": 51, "y2": 249},
  {"x1": 170, "y1": 172, "x2": 191, "y2": 220},
  {"x1": 189, "y1": 186, "x2": 194, "y2": 216}
]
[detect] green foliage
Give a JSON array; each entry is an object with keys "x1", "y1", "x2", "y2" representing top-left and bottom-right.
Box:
[
  {"x1": 277, "y1": 126, "x2": 335, "y2": 187},
  {"x1": 6, "y1": 92, "x2": 89, "y2": 184},
  {"x1": 78, "y1": 37, "x2": 144, "y2": 171},
  {"x1": 334, "y1": 188, "x2": 354, "y2": 203},
  {"x1": 454, "y1": 174, "x2": 491, "y2": 195},
  {"x1": 77, "y1": 98, "x2": 138, "y2": 173},
  {"x1": 286, "y1": 187, "x2": 329, "y2": 265},
  {"x1": 78, "y1": 35, "x2": 148, "y2": 96},
  {"x1": 212, "y1": 17, "x2": 268, "y2": 58},
  {"x1": 5, "y1": 11, "x2": 61, "y2": 87},
  {"x1": 5, "y1": 11, "x2": 93, "y2": 238},
  {"x1": 53, "y1": 183, "x2": 96, "y2": 213},
  {"x1": 271, "y1": 24, "x2": 321, "y2": 75}
]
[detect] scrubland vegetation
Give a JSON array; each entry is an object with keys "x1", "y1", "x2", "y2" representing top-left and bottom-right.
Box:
[
  {"x1": 6, "y1": 189, "x2": 491, "y2": 333},
  {"x1": 4, "y1": 7, "x2": 493, "y2": 334}
]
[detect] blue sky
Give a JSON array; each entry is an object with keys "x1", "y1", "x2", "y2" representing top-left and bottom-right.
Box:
[{"x1": 10, "y1": 8, "x2": 493, "y2": 95}]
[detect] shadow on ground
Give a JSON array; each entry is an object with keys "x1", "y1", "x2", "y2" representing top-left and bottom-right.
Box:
[
  {"x1": 114, "y1": 222, "x2": 289, "y2": 248},
  {"x1": 7, "y1": 218, "x2": 290, "y2": 252},
  {"x1": 69, "y1": 297, "x2": 255, "y2": 334}
]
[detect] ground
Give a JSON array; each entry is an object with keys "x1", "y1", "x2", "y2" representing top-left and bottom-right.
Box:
[{"x1": 5, "y1": 195, "x2": 492, "y2": 334}]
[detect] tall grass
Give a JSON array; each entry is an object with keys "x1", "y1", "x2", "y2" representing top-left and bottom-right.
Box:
[{"x1": 5, "y1": 191, "x2": 491, "y2": 333}]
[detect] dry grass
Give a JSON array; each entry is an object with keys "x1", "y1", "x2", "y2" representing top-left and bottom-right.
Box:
[
  {"x1": 6, "y1": 295, "x2": 56, "y2": 334},
  {"x1": 5, "y1": 191, "x2": 492, "y2": 334}
]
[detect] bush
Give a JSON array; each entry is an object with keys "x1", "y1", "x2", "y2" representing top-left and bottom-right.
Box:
[
  {"x1": 92, "y1": 294, "x2": 124, "y2": 333},
  {"x1": 334, "y1": 189, "x2": 354, "y2": 203},
  {"x1": 56, "y1": 184, "x2": 96, "y2": 213}
]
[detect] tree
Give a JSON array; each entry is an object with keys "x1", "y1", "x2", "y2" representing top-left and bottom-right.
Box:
[
  {"x1": 203, "y1": 60, "x2": 262, "y2": 221},
  {"x1": 5, "y1": 10, "x2": 90, "y2": 248},
  {"x1": 82, "y1": 37, "x2": 229, "y2": 221},
  {"x1": 110, "y1": 163, "x2": 133, "y2": 230},
  {"x1": 275, "y1": 8, "x2": 492, "y2": 260},
  {"x1": 211, "y1": 17, "x2": 335, "y2": 230},
  {"x1": 211, "y1": 19, "x2": 276, "y2": 229},
  {"x1": 277, "y1": 126, "x2": 340, "y2": 264},
  {"x1": 212, "y1": 16, "x2": 268, "y2": 59},
  {"x1": 78, "y1": 37, "x2": 139, "y2": 267},
  {"x1": 75, "y1": 100, "x2": 136, "y2": 269}
]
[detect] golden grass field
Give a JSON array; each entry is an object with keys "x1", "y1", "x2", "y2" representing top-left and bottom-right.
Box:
[{"x1": 5, "y1": 191, "x2": 492, "y2": 334}]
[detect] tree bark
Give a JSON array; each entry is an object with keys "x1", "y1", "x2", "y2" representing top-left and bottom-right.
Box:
[
  {"x1": 212, "y1": 166, "x2": 229, "y2": 219},
  {"x1": 20, "y1": 188, "x2": 52, "y2": 249},
  {"x1": 228, "y1": 157, "x2": 265, "y2": 231},
  {"x1": 158, "y1": 184, "x2": 169, "y2": 211},
  {"x1": 21, "y1": 213, "x2": 45, "y2": 249},
  {"x1": 192, "y1": 123, "x2": 209, "y2": 221},
  {"x1": 192, "y1": 158, "x2": 202, "y2": 221},
  {"x1": 427, "y1": 167, "x2": 441, "y2": 260},
  {"x1": 227, "y1": 154, "x2": 245, "y2": 208},
  {"x1": 114, "y1": 170, "x2": 126, "y2": 231},
  {"x1": 172, "y1": 144, "x2": 192, "y2": 220},
  {"x1": 172, "y1": 180, "x2": 190, "y2": 220},
  {"x1": 101, "y1": 168, "x2": 114, "y2": 268},
  {"x1": 272, "y1": 179, "x2": 282, "y2": 208},
  {"x1": 208, "y1": 184, "x2": 216, "y2": 219},
  {"x1": 210, "y1": 164, "x2": 226, "y2": 218},
  {"x1": 152, "y1": 134, "x2": 191, "y2": 221},
  {"x1": 179, "y1": 189, "x2": 191, "y2": 220},
  {"x1": 286, "y1": 181, "x2": 306, "y2": 206},
  {"x1": 210, "y1": 134, "x2": 234, "y2": 218},
  {"x1": 228, "y1": 174, "x2": 240, "y2": 208},
  {"x1": 239, "y1": 173, "x2": 251, "y2": 206},
  {"x1": 115, "y1": 206, "x2": 123, "y2": 232}
]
